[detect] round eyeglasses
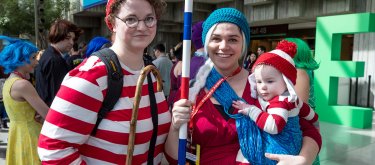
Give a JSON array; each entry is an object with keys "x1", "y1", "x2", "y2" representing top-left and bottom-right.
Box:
[{"x1": 114, "y1": 15, "x2": 157, "y2": 28}]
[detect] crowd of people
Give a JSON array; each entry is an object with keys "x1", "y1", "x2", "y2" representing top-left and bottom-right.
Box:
[{"x1": 0, "y1": 0, "x2": 322, "y2": 164}]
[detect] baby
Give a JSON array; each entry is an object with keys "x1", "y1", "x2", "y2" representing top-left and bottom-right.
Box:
[{"x1": 233, "y1": 40, "x2": 318, "y2": 164}]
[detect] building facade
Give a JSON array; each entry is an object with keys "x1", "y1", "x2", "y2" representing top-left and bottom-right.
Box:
[{"x1": 69, "y1": 0, "x2": 374, "y2": 111}]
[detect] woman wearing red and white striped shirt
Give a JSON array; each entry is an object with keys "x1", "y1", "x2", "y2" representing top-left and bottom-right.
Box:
[{"x1": 37, "y1": 0, "x2": 171, "y2": 164}]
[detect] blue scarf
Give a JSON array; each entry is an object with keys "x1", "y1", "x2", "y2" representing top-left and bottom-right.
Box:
[
  {"x1": 205, "y1": 67, "x2": 243, "y2": 119},
  {"x1": 205, "y1": 67, "x2": 302, "y2": 165}
]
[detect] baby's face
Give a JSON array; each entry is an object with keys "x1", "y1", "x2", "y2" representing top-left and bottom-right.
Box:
[{"x1": 254, "y1": 65, "x2": 287, "y2": 101}]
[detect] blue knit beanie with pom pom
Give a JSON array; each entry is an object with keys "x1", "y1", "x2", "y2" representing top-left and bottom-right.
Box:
[{"x1": 202, "y1": 8, "x2": 250, "y2": 46}]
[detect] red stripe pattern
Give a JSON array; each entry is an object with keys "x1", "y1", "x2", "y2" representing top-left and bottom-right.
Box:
[
  {"x1": 38, "y1": 56, "x2": 171, "y2": 164},
  {"x1": 248, "y1": 96, "x2": 318, "y2": 134}
]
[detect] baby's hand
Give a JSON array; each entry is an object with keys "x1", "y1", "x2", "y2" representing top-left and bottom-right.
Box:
[
  {"x1": 232, "y1": 100, "x2": 251, "y2": 115},
  {"x1": 232, "y1": 100, "x2": 250, "y2": 109}
]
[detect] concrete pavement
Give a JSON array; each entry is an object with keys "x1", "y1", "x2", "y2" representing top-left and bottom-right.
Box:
[{"x1": 0, "y1": 128, "x2": 8, "y2": 165}]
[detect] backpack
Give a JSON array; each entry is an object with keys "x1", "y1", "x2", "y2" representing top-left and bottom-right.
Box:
[
  {"x1": 90, "y1": 48, "x2": 123, "y2": 135},
  {"x1": 90, "y1": 49, "x2": 159, "y2": 164}
]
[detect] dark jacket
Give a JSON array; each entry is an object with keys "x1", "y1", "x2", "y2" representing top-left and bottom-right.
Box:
[{"x1": 35, "y1": 45, "x2": 69, "y2": 106}]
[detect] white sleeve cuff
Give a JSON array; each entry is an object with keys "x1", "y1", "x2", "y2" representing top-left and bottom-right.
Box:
[{"x1": 247, "y1": 106, "x2": 263, "y2": 122}]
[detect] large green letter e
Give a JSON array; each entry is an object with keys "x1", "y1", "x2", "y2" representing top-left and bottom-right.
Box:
[{"x1": 315, "y1": 13, "x2": 374, "y2": 129}]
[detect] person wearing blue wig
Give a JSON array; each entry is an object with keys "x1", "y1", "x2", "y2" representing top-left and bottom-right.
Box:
[
  {"x1": 84, "y1": 36, "x2": 112, "y2": 58},
  {"x1": 0, "y1": 35, "x2": 49, "y2": 164},
  {"x1": 165, "y1": 8, "x2": 321, "y2": 165}
]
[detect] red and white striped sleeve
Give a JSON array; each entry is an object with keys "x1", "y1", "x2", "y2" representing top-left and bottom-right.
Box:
[
  {"x1": 247, "y1": 97, "x2": 293, "y2": 134},
  {"x1": 38, "y1": 57, "x2": 107, "y2": 165},
  {"x1": 298, "y1": 101, "x2": 318, "y2": 125}
]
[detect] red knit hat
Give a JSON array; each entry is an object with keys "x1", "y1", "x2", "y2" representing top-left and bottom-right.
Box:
[
  {"x1": 105, "y1": 0, "x2": 115, "y2": 31},
  {"x1": 252, "y1": 40, "x2": 297, "y2": 84}
]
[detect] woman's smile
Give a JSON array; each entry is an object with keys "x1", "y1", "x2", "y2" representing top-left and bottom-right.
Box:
[{"x1": 216, "y1": 53, "x2": 232, "y2": 58}]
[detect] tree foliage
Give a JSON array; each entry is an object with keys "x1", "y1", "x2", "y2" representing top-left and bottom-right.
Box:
[{"x1": 0, "y1": 0, "x2": 70, "y2": 36}]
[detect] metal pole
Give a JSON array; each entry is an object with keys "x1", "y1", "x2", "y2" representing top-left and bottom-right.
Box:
[
  {"x1": 349, "y1": 78, "x2": 352, "y2": 105},
  {"x1": 367, "y1": 75, "x2": 371, "y2": 108},
  {"x1": 34, "y1": 0, "x2": 39, "y2": 47},
  {"x1": 355, "y1": 77, "x2": 358, "y2": 106}
]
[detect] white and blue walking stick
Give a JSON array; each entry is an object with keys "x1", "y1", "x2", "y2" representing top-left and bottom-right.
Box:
[{"x1": 178, "y1": 0, "x2": 193, "y2": 164}]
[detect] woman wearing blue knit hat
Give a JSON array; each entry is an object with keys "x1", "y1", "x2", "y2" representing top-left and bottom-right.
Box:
[
  {"x1": 165, "y1": 8, "x2": 321, "y2": 165},
  {"x1": 0, "y1": 36, "x2": 49, "y2": 164}
]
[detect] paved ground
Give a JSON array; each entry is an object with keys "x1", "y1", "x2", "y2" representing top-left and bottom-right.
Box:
[
  {"x1": 318, "y1": 112, "x2": 375, "y2": 165},
  {"x1": 0, "y1": 127, "x2": 8, "y2": 165}
]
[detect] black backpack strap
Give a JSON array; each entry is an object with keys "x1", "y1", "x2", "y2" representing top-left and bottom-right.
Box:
[
  {"x1": 91, "y1": 48, "x2": 124, "y2": 135},
  {"x1": 143, "y1": 55, "x2": 159, "y2": 164},
  {"x1": 147, "y1": 72, "x2": 158, "y2": 165}
]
